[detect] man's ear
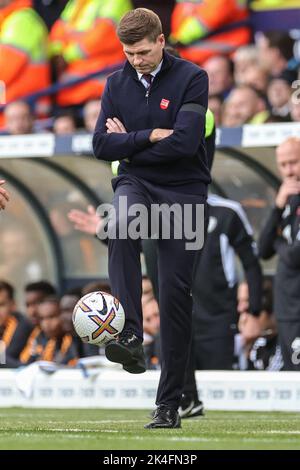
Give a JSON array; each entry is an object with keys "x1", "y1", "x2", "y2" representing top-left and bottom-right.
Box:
[{"x1": 158, "y1": 34, "x2": 165, "y2": 47}]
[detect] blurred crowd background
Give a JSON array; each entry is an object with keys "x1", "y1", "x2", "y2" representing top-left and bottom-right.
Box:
[{"x1": 1, "y1": 0, "x2": 300, "y2": 134}]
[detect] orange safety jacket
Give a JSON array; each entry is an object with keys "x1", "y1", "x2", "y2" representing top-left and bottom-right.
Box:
[
  {"x1": 0, "y1": 0, "x2": 50, "y2": 123},
  {"x1": 49, "y1": 0, "x2": 132, "y2": 107},
  {"x1": 170, "y1": 0, "x2": 251, "y2": 65}
]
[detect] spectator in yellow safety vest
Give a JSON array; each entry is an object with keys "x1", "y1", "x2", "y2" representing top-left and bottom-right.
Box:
[
  {"x1": 49, "y1": 0, "x2": 133, "y2": 107},
  {"x1": 170, "y1": 0, "x2": 251, "y2": 65},
  {"x1": 0, "y1": 1, "x2": 50, "y2": 128}
]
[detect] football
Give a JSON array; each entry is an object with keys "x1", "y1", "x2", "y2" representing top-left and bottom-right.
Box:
[{"x1": 72, "y1": 291, "x2": 125, "y2": 346}]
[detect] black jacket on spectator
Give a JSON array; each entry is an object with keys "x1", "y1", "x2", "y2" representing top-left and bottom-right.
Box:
[
  {"x1": 259, "y1": 195, "x2": 300, "y2": 321},
  {"x1": 0, "y1": 312, "x2": 33, "y2": 368},
  {"x1": 193, "y1": 194, "x2": 262, "y2": 338},
  {"x1": 20, "y1": 328, "x2": 79, "y2": 366}
]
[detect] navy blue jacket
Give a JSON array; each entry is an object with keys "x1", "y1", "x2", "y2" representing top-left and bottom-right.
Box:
[{"x1": 93, "y1": 51, "x2": 211, "y2": 194}]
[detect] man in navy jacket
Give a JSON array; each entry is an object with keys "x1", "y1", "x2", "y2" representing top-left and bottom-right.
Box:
[{"x1": 93, "y1": 8, "x2": 210, "y2": 429}]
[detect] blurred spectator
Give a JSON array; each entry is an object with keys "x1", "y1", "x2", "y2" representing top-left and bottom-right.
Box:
[
  {"x1": 68, "y1": 205, "x2": 102, "y2": 236},
  {"x1": 259, "y1": 137, "x2": 300, "y2": 370},
  {"x1": 60, "y1": 287, "x2": 82, "y2": 335},
  {"x1": 257, "y1": 31, "x2": 295, "y2": 77},
  {"x1": 0, "y1": 180, "x2": 9, "y2": 210},
  {"x1": 208, "y1": 94, "x2": 223, "y2": 128},
  {"x1": 170, "y1": 0, "x2": 251, "y2": 65},
  {"x1": 50, "y1": 203, "x2": 99, "y2": 273},
  {"x1": 49, "y1": 0, "x2": 132, "y2": 107},
  {"x1": 60, "y1": 287, "x2": 99, "y2": 357},
  {"x1": 267, "y1": 70, "x2": 297, "y2": 118},
  {"x1": 242, "y1": 65, "x2": 269, "y2": 93},
  {"x1": 33, "y1": 0, "x2": 68, "y2": 30},
  {"x1": 181, "y1": 187, "x2": 262, "y2": 416},
  {"x1": 0, "y1": 0, "x2": 50, "y2": 128},
  {"x1": 233, "y1": 45, "x2": 259, "y2": 85},
  {"x1": 25, "y1": 281, "x2": 56, "y2": 327},
  {"x1": 203, "y1": 55, "x2": 234, "y2": 98},
  {"x1": 290, "y1": 96, "x2": 300, "y2": 122},
  {"x1": 83, "y1": 100, "x2": 101, "y2": 133},
  {"x1": 53, "y1": 111, "x2": 77, "y2": 135},
  {"x1": 141, "y1": 277, "x2": 155, "y2": 308},
  {"x1": 142, "y1": 295, "x2": 160, "y2": 370},
  {"x1": 0, "y1": 224, "x2": 47, "y2": 288},
  {"x1": 238, "y1": 281, "x2": 267, "y2": 346},
  {"x1": 238, "y1": 279, "x2": 283, "y2": 371},
  {"x1": 222, "y1": 85, "x2": 269, "y2": 127},
  {"x1": 20, "y1": 296, "x2": 79, "y2": 365},
  {"x1": 82, "y1": 281, "x2": 111, "y2": 296},
  {"x1": 3, "y1": 101, "x2": 34, "y2": 135},
  {"x1": 191, "y1": 194, "x2": 262, "y2": 370},
  {"x1": 0, "y1": 281, "x2": 33, "y2": 368}
]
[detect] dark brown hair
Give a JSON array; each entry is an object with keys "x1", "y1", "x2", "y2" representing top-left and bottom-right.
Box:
[
  {"x1": 117, "y1": 8, "x2": 162, "y2": 45},
  {"x1": 263, "y1": 31, "x2": 295, "y2": 61},
  {"x1": 0, "y1": 280, "x2": 14, "y2": 300}
]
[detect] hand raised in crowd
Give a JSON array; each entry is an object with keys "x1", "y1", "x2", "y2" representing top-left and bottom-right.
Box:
[
  {"x1": 275, "y1": 178, "x2": 300, "y2": 209},
  {"x1": 0, "y1": 180, "x2": 9, "y2": 210},
  {"x1": 238, "y1": 312, "x2": 262, "y2": 344},
  {"x1": 67, "y1": 205, "x2": 101, "y2": 235}
]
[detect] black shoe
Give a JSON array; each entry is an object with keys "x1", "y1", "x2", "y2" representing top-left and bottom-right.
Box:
[
  {"x1": 178, "y1": 394, "x2": 204, "y2": 419},
  {"x1": 188, "y1": 401, "x2": 204, "y2": 418},
  {"x1": 144, "y1": 405, "x2": 181, "y2": 429},
  {"x1": 105, "y1": 330, "x2": 146, "y2": 374}
]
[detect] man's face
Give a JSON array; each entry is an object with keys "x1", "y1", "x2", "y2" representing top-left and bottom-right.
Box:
[
  {"x1": 243, "y1": 66, "x2": 269, "y2": 93},
  {"x1": 0, "y1": 289, "x2": 15, "y2": 327},
  {"x1": 276, "y1": 141, "x2": 300, "y2": 180},
  {"x1": 84, "y1": 100, "x2": 101, "y2": 132},
  {"x1": 224, "y1": 89, "x2": 260, "y2": 126},
  {"x1": 60, "y1": 295, "x2": 79, "y2": 334},
  {"x1": 203, "y1": 56, "x2": 233, "y2": 95},
  {"x1": 38, "y1": 302, "x2": 62, "y2": 339},
  {"x1": 257, "y1": 35, "x2": 276, "y2": 72},
  {"x1": 143, "y1": 299, "x2": 160, "y2": 336},
  {"x1": 290, "y1": 101, "x2": 300, "y2": 122},
  {"x1": 267, "y1": 79, "x2": 291, "y2": 109},
  {"x1": 25, "y1": 290, "x2": 45, "y2": 326},
  {"x1": 122, "y1": 34, "x2": 165, "y2": 74},
  {"x1": 4, "y1": 103, "x2": 33, "y2": 135}
]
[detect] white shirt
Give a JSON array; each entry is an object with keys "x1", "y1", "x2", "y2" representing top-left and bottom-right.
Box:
[{"x1": 137, "y1": 60, "x2": 163, "y2": 88}]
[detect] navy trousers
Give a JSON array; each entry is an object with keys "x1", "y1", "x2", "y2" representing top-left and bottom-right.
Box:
[{"x1": 108, "y1": 174, "x2": 206, "y2": 409}]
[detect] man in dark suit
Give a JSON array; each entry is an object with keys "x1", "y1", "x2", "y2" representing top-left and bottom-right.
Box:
[{"x1": 93, "y1": 8, "x2": 210, "y2": 428}]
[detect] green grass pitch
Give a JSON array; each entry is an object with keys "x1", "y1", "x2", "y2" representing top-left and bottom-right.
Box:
[{"x1": 0, "y1": 408, "x2": 300, "y2": 450}]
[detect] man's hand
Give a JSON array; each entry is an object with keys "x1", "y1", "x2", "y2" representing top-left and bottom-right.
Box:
[
  {"x1": 238, "y1": 312, "x2": 262, "y2": 344},
  {"x1": 0, "y1": 180, "x2": 9, "y2": 210},
  {"x1": 149, "y1": 128, "x2": 174, "y2": 143},
  {"x1": 68, "y1": 205, "x2": 101, "y2": 235},
  {"x1": 276, "y1": 179, "x2": 300, "y2": 209},
  {"x1": 106, "y1": 118, "x2": 127, "y2": 134}
]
